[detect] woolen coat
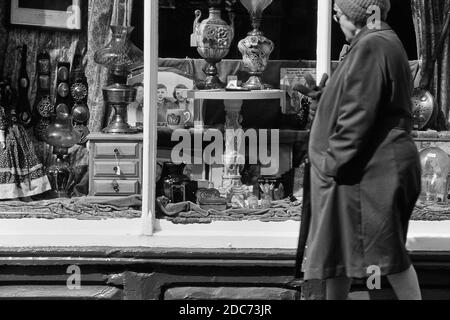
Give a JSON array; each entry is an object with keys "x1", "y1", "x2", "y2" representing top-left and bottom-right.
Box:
[{"x1": 302, "y1": 23, "x2": 422, "y2": 280}]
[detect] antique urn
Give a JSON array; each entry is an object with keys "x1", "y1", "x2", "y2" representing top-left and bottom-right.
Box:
[
  {"x1": 238, "y1": 0, "x2": 274, "y2": 90},
  {"x1": 193, "y1": 1, "x2": 235, "y2": 89}
]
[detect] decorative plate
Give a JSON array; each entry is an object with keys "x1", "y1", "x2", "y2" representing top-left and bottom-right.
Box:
[
  {"x1": 412, "y1": 88, "x2": 435, "y2": 130},
  {"x1": 71, "y1": 82, "x2": 88, "y2": 102}
]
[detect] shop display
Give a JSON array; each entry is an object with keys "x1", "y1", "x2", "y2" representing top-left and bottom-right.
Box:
[
  {"x1": 192, "y1": 3, "x2": 235, "y2": 89},
  {"x1": 412, "y1": 9, "x2": 450, "y2": 130},
  {"x1": 280, "y1": 67, "x2": 316, "y2": 119},
  {"x1": 127, "y1": 67, "x2": 144, "y2": 130},
  {"x1": 259, "y1": 179, "x2": 274, "y2": 207},
  {"x1": 419, "y1": 147, "x2": 450, "y2": 204},
  {"x1": 221, "y1": 103, "x2": 245, "y2": 200},
  {"x1": 4, "y1": 0, "x2": 444, "y2": 222},
  {"x1": 16, "y1": 45, "x2": 33, "y2": 128},
  {"x1": 196, "y1": 188, "x2": 227, "y2": 211},
  {"x1": 34, "y1": 118, "x2": 52, "y2": 142},
  {"x1": 163, "y1": 163, "x2": 191, "y2": 203},
  {"x1": 238, "y1": 0, "x2": 274, "y2": 90},
  {"x1": 166, "y1": 107, "x2": 192, "y2": 130},
  {"x1": 33, "y1": 49, "x2": 54, "y2": 141},
  {"x1": 87, "y1": 133, "x2": 144, "y2": 197},
  {"x1": 95, "y1": 24, "x2": 143, "y2": 133},
  {"x1": 54, "y1": 61, "x2": 72, "y2": 120},
  {"x1": 0, "y1": 80, "x2": 51, "y2": 200},
  {"x1": 412, "y1": 89, "x2": 435, "y2": 130},
  {"x1": 247, "y1": 189, "x2": 259, "y2": 209},
  {"x1": 94, "y1": 25, "x2": 144, "y2": 84},
  {"x1": 70, "y1": 50, "x2": 90, "y2": 145},
  {"x1": 102, "y1": 83, "x2": 137, "y2": 134},
  {"x1": 45, "y1": 104, "x2": 81, "y2": 198},
  {"x1": 94, "y1": 0, "x2": 143, "y2": 134},
  {"x1": 46, "y1": 104, "x2": 81, "y2": 153}
]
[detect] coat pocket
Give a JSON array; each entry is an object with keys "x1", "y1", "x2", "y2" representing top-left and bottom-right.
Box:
[{"x1": 312, "y1": 156, "x2": 335, "y2": 188}]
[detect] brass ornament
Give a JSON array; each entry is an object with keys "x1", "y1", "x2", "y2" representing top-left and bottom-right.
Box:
[
  {"x1": 70, "y1": 82, "x2": 88, "y2": 101},
  {"x1": 37, "y1": 95, "x2": 55, "y2": 118}
]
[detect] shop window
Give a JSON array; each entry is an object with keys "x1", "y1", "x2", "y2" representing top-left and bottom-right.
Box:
[
  {"x1": 0, "y1": 0, "x2": 156, "y2": 236},
  {"x1": 153, "y1": 0, "x2": 418, "y2": 227},
  {"x1": 0, "y1": 0, "x2": 420, "y2": 239},
  {"x1": 158, "y1": 0, "x2": 417, "y2": 60}
]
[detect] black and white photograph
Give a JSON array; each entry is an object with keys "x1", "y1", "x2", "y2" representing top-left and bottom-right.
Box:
[{"x1": 1, "y1": 0, "x2": 450, "y2": 309}]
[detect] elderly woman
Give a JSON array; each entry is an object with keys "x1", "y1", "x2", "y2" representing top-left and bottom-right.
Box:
[{"x1": 302, "y1": 0, "x2": 422, "y2": 300}]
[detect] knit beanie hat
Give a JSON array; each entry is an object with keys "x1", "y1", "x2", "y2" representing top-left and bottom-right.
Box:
[{"x1": 334, "y1": 0, "x2": 391, "y2": 26}]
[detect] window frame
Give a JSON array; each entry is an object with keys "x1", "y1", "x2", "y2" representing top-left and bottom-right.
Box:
[
  {"x1": 0, "y1": 1, "x2": 445, "y2": 255},
  {"x1": 0, "y1": 1, "x2": 159, "y2": 239},
  {"x1": 141, "y1": 0, "x2": 159, "y2": 236},
  {"x1": 0, "y1": 0, "x2": 327, "y2": 246}
]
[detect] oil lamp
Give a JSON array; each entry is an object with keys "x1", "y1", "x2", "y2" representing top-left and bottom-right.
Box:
[
  {"x1": 46, "y1": 104, "x2": 81, "y2": 198},
  {"x1": 94, "y1": 24, "x2": 144, "y2": 85},
  {"x1": 94, "y1": 0, "x2": 143, "y2": 133},
  {"x1": 102, "y1": 83, "x2": 137, "y2": 134}
]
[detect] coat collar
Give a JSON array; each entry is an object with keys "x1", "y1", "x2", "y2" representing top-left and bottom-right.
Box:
[
  {"x1": 349, "y1": 21, "x2": 392, "y2": 50},
  {"x1": 338, "y1": 22, "x2": 391, "y2": 61}
]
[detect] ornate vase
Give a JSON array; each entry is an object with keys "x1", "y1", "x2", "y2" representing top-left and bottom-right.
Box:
[
  {"x1": 193, "y1": 6, "x2": 235, "y2": 89},
  {"x1": 238, "y1": 0, "x2": 274, "y2": 90},
  {"x1": 47, "y1": 154, "x2": 74, "y2": 198}
]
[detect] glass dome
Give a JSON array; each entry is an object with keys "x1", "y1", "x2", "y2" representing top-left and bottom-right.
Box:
[
  {"x1": 94, "y1": 25, "x2": 144, "y2": 80},
  {"x1": 419, "y1": 147, "x2": 450, "y2": 204}
]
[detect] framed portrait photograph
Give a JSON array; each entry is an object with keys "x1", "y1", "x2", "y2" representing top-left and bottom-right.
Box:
[
  {"x1": 157, "y1": 70, "x2": 195, "y2": 128},
  {"x1": 9, "y1": 0, "x2": 82, "y2": 31}
]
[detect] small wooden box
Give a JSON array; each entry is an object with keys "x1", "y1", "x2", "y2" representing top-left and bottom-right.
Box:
[{"x1": 88, "y1": 133, "x2": 143, "y2": 197}]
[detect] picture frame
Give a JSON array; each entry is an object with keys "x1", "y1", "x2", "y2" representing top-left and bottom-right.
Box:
[
  {"x1": 280, "y1": 67, "x2": 316, "y2": 115},
  {"x1": 9, "y1": 0, "x2": 83, "y2": 31},
  {"x1": 157, "y1": 70, "x2": 195, "y2": 128}
]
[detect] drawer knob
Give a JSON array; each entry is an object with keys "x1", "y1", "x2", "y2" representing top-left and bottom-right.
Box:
[
  {"x1": 113, "y1": 166, "x2": 122, "y2": 176},
  {"x1": 114, "y1": 148, "x2": 120, "y2": 156},
  {"x1": 112, "y1": 180, "x2": 120, "y2": 193}
]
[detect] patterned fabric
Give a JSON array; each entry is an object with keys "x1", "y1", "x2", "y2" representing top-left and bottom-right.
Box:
[
  {"x1": 0, "y1": 1, "x2": 7, "y2": 76},
  {"x1": 86, "y1": 0, "x2": 115, "y2": 132},
  {"x1": 0, "y1": 105, "x2": 6, "y2": 130},
  {"x1": 0, "y1": 1, "x2": 120, "y2": 167},
  {"x1": 0, "y1": 83, "x2": 51, "y2": 200},
  {"x1": 411, "y1": 0, "x2": 450, "y2": 130},
  {"x1": 3, "y1": 31, "x2": 84, "y2": 115},
  {"x1": 0, "y1": 26, "x2": 85, "y2": 165}
]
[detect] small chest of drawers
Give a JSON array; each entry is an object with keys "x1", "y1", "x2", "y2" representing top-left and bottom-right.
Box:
[{"x1": 87, "y1": 133, "x2": 143, "y2": 197}]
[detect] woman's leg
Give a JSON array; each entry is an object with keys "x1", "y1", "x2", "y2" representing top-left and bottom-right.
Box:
[
  {"x1": 387, "y1": 265, "x2": 422, "y2": 300},
  {"x1": 326, "y1": 277, "x2": 353, "y2": 300}
]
